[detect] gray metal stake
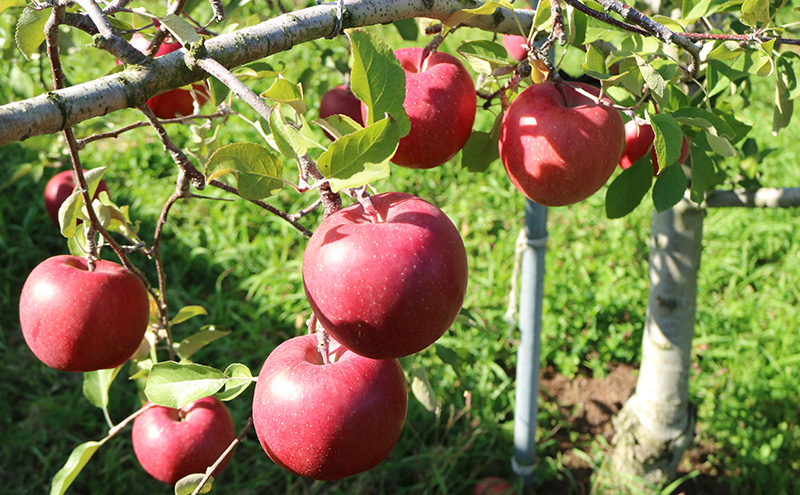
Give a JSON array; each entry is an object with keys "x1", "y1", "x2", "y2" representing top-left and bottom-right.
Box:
[{"x1": 512, "y1": 198, "x2": 548, "y2": 485}]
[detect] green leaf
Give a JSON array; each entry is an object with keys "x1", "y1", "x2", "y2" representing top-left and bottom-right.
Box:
[
  {"x1": 174, "y1": 474, "x2": 213, "y2": 495},
  {"x1": 50, "y1": 441, "x2": 102, "y2": 495},
  {"x1": 443, "y1": 1, "x2": 516, "y2": 29},
  {"x1": 409, "y1": 365, "x2": 441, "y2": 414},
  {"x1": 175, "y1": 325, "x2": 231, "y2": 361},
  {"x1": 172, "y1": 327, "x2": 220, "y2": 361},
  {"x1": 773, "y1": 73, "x2": 794, "y2": 135},
  {"x1": 82, "y1": 366, "x2": 122, "y2": 409},
  {"x1": 392, "y1": 18, "x2": 418, "y2": 41},
  {"x1": 435, "y1": 343, "x2": 465, "y2": 382},
  {"x1": 740, "y1": 0, "x2": 770, "y2": 27},
  {"x1": 313, "y1": 114, "x2": 363, "y2": 141},
  {"x1": 704, "y1": 131, "x2": 737, "y2": 157},
  {"x1": 316, "y1": 117, "x2": 398, "y2": 192},
  {"x1": 208, "y1": 76, "x2": 230, "y2": 106},
  {"x1": 261, "y1": 78, "x2": 306, "y2": 114},
  {"x1": 581, "y1": 45, "x2": 607, "y2": 77},
  {"x1": 160, "y1": 13, "x2": 199, "y2": 45},
  {"x1": 635, "y1": 53, "x2": 666, "y2": 99},
  {"x1": 348, "y1": 29, "x2": 410, "y2": 137},
  {"x1": 0, "y1": 0, "x2": 26, "y2": 14},
  {"x1": 672, "y1": 108, "x2": 734, "y2": 138},
  {"x1": 683, "y1": 0, "x2": 713, "y2": 19},
  {"x1": 690, "y1": 149, "x2": 716, "y2": 203},
  {"x1": 605, "y1": 158, "x2": 653, "y2": 219},
  {"x1": 650, "y1": 113, "x2": 683, "y2": 170},
  {"x1": 461, "y1": 130, "x2": 499, "y2": 172},
  {"x1": 145, "y1": 362, "x2": 228, "y2": 408},
  {"x1": 776, "y1": 51, "x2": 800, "y2": 100},
  {"x1": 204, "y1": 142, "x2": 284, "y2": 200},
  {"x1": 457, "y1": 40, "x2": 509, "y2": 74},
  {"x1": 171, "y1": 305, "x2": 208, "y2": 326},
  {"x1": 706, "y1": 40, "x2": 744, "y2": 62},
  {"x1": 215, "y1": 363, "x2": 253, "y2": 401},
  {"x1": 566, "y1": 2, "x2": 588, "y2": 45},
  {"x1": 269, "y1": 105, "x2": 307, "y2": 159},
  {"x1": 58, "y1": 189, "x2": 82, "y2": 239},
  {"x1": 652, "y1": 163, "x2": 686, "y2": 213},
  {"x1": 16, "y1": 7, "x2": 50, "y2": 60}
]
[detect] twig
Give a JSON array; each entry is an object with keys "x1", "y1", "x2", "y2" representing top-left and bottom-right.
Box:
[
  {"x1": 192, "y1": 56, "x2": 273, "y2": 121},
  {"x1": 138, "y1": 105, "x2": 207, "y2": 190},
  {"x1": 190, "y1": 416, "x2": 254, "y2": 495}
]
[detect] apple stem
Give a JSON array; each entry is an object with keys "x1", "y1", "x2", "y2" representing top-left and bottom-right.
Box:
[
  {"x1": 349, "y1": 186, "x2": 382, "y2": 222},
  {"x1": 317, "y1": 328, "x2": 331, "y2": 365},
  {"x1": 190, "y1": 416, "x2": 254, "y2": 495}
]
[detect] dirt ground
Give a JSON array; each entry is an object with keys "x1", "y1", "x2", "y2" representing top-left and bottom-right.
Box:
[{"x1": 537, "y1": 363, "x2": 729, "y2": 495}]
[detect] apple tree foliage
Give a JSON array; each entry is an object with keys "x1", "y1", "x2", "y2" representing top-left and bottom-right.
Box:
[{"x1": 2, "y1": 0, "x2": 799, "y2": 493}]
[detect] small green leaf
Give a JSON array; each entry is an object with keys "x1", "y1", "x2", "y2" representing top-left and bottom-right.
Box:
[
  {"x1": 706, "y1": 40, "x2": 744, "y2": 62},
  {"x1": 652, "y1": 163, "x2": 686, "y2": 213},
  {"x1": 690, "y1": 149, "x2": 716, "y2": 203},
  {"x1": 443, "y1": 1, "x2": 516, "y2": 29},
  {"x1": 393, "y1": 18, "x2": 418, "y2": 41},
  {"x1": 683, "y1": 0, "x2": 713, "y2": 19},
  {"x1": 582, "y1": 45, "x2": 607, "y2": 76},
  {"x1": 316, "y1": 117, "x2": 398, "y2": 192},
  {"x1": 50, "y1": 441, "x2": 102, "y2": 495},
  {"x1": 175, "y1": 325, "x2": 231, "y2": 361},
  {"x1": 160, "y1": 13, "x2": 199, "y2": 45},
  {"x1": 313, "y1": 114, "x2": 363, "y2": 140},
  {"x1": 672, "y1": 108, "x2": 735, "y2": 138},
  {"x1": 16, "y1": 7, "x2": 50, "y2": 60},
  {"x1": 605, "y1": 158, "x2": 653, "y2": 219},
  {"x1": 776, "y1": 52, "x2": 800, "y2": 100},
  {"x1": 208, "y1": 76, "x2": 230, "y2": 106},
  {"x1": 175, "y1": 474, "x2": 213, "y2": 495},
  {"x1": 650, "y1": 113, "x2": 683, "y2": 170},
  {"x1": 457, "y1": 40, "x2": 509, "y2": 74},
  {"x1": 205, "y1": 143, "x2": 285, "y2": 200},
  {"x1": 409, "y1": 365, "x2": 441, "y2": 414},
  {"x1": 348, "y1": 29, "x2": 410, "y2": 137},
  {"x1": 704, "y1": 131, "x2": 737, "y2": 157},
  {"x1": 773, "y1": 74, "x2": 794, "y2": 135},
  {"x1": 83, "y1": 366, "x2": 122, "y2": 409},
  {"x1": 461, "y1": 130, "x2": 499, "y2": 172},
  {"x1": 269, "y1": 105, "x2": 307, "y2": 159},
  {"x1": 216, "y1": 363, "x2": 253, "y2": 401},
  {"x1": 261, "y1": 77, "x2": 305, "y2": 112},
  {"x1": 58, "y1": 189, "x2": 82, "y2": 238},
  {"x1": 171, "y1": 305, "x2": 209, "y2": 326},
  {"x1": 145, "y1": 362, "x2": 228, "y2": 408},
  {"x1": 740, "y1": 0, "x2": 770, "y2": 27},
  {"x1": 635, "y1": 53, "x2": 666, "y2": 98}
]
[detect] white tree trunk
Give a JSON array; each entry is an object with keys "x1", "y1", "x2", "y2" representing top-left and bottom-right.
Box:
[{"x1": 607, "y1": 198, "x2": 704, "y2": 488}]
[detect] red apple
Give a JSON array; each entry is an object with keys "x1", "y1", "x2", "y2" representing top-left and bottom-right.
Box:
[
  {"x1": 132, "y1": 396, "x2": 236, "y2": 485},
  {"x1": 362, "y1": 47, "x2": 476, "y2": 169},
  {"x1": 474, "y1": 477, "x2": 519, "y2": 495},
  {"x1": 503, "y1": 34, "x2": 528, "y2": 62},
  {"x1": 19, "y1": 255, "x2": 150, "y2": 372},
  {"x1": 498, "y1": 81, "x2": 625, "y2": 206},
  {"x1": 123, "y1": 33, "x2": 208, "y2": 119},
  {"x1": 252, "y1": 334, "x2": 408, "y2": 480},
  {"x1": 319, "y1": 84, "x2": 365, "y2": 134},
  {"x1": 302, "y1": 192, "x2": 468, "y2": 360},
  {"x1": 619, "y1": 121, "x2": 691, "y2": 175},
  {"x1": 44, "y1": 169, "x2": 109, "y2": 225}
]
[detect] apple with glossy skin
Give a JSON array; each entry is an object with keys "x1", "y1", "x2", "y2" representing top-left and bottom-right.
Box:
[
  {"x1": 319, "y1": 84, "x2": 364, "y2": 136},
  {"x1": 124, "y1": 33, "x2": 208, "y2": 119},
  {"x1": 362, "y1": 47, "x2": 476, "y2": 169},
  {"x1": 252, "y1": 333, "x2": 408, "y2": 480},
  {"x1": 19, "y1": 255, "x2": 150, "y2": 372},
  {"x1": 44, "y1": 169, "x2": 109, "y2": 225},
  {"x1": 132, "y1": 396, "x2": 236, "y2": 485},
  {"x1": 498, "y1": 81, "x2": 625, "y2": 206},
  {"x1": 302, "y1": 192, "x2": 468, "y2": 359},
  {"x1": 619, "y1": 120, "x2": 690, "y2": 175},
  {"x1": 474, "y1": 477, "x2": 519, "y2": 495}
]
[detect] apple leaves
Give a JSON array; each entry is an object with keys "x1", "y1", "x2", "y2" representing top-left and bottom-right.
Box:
[
  {"x1": 50, "y1": 441, "x2": 103, "y2": 495},
  {"x1": 145, "y1": 361, "x2": 254, "y2": 408},
  {"x1": 204, "y1": 143, "x2": 286, "y2": 200}
]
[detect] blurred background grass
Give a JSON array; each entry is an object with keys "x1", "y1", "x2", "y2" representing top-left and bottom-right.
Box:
[{"x1": 1, "y1": 1, "x2": 799, "y2": 494}]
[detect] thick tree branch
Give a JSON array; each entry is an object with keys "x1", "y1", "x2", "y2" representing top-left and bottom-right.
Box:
[
  {"x1": 703, "y1": 187, "x2": 800, "y2": 208},
  {"x1": 0, "y1": 0, "x2": 533, "y2": 147}
]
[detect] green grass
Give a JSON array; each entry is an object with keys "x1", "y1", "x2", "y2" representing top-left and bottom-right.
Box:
[{"x1": 2, "y1": 9, "x2": 800, "y2": 495}]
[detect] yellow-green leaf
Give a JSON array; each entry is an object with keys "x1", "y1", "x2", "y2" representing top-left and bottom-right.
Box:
[{"x1": 204, "y1": 143, "x2": 285, "y2": 200}]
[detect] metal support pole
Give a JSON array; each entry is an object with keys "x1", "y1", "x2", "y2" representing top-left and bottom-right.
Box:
[{"x1": 512, "y1": 199, "x2": 548, "y2": 485}]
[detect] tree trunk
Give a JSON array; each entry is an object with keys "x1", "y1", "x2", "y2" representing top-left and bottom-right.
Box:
[{"x1": 605, "y1": 199, "x2": 704, "y2": 490}]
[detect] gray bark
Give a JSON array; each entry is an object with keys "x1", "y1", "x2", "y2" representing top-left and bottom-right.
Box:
[
  {"x1": 606, "y1": 199, "x2": 704, "y2": 489},
  {"x1": 0, "y1": 0, "x2": 532, "y2": 147}
]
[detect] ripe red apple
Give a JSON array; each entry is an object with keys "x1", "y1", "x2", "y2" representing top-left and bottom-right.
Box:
[
  {"x1": 503, "y1": 34, "x2": 528, "y2": 62},
  {"x1": 362, "y1": 47, "x2": 476, "y2": 169},
  {"x1": 498, "y1": 81, "x2": 625, "y2": 206},
  {"x1": 474, "y1": 477, "x2": 519, "y2": 495},
  {"x1": 302, "y1": 192, "x2": 468, "y2": 359},
  {"x1": 319, "y1": 84, "x2": 364, "y2": 137},
  {"x1": 123, "y1": 33, "x2": 208, "y2": 119},
  {"x1": 619, "y1": 120, "x2": 691, "y2": 175},
  {"x1": 19, "y1": 255, "x2": 150, "y2": 372},
  {"x1": 44, "y1": 169, "x2": 109, "y2": 225},
  {"x1": 252, "y1": 333, "x2": 408, "y2": 480},
  {"x1": 132, "y1": 396, "x2": 236, "y2": 485}
]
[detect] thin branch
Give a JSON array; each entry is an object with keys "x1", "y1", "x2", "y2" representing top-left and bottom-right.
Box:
[
  {"x1": 208, "y1": 180, "x2": 314, "y2": 237},
  {"x1": 138, "y1": 105, "x2": 207, "y2": 189},
  {"x1": 190, "y1": 417, "x2": 253, "y2": 495},
  {"x1": 192, "y1": 56, "x2": 273, "y2": 121}
]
